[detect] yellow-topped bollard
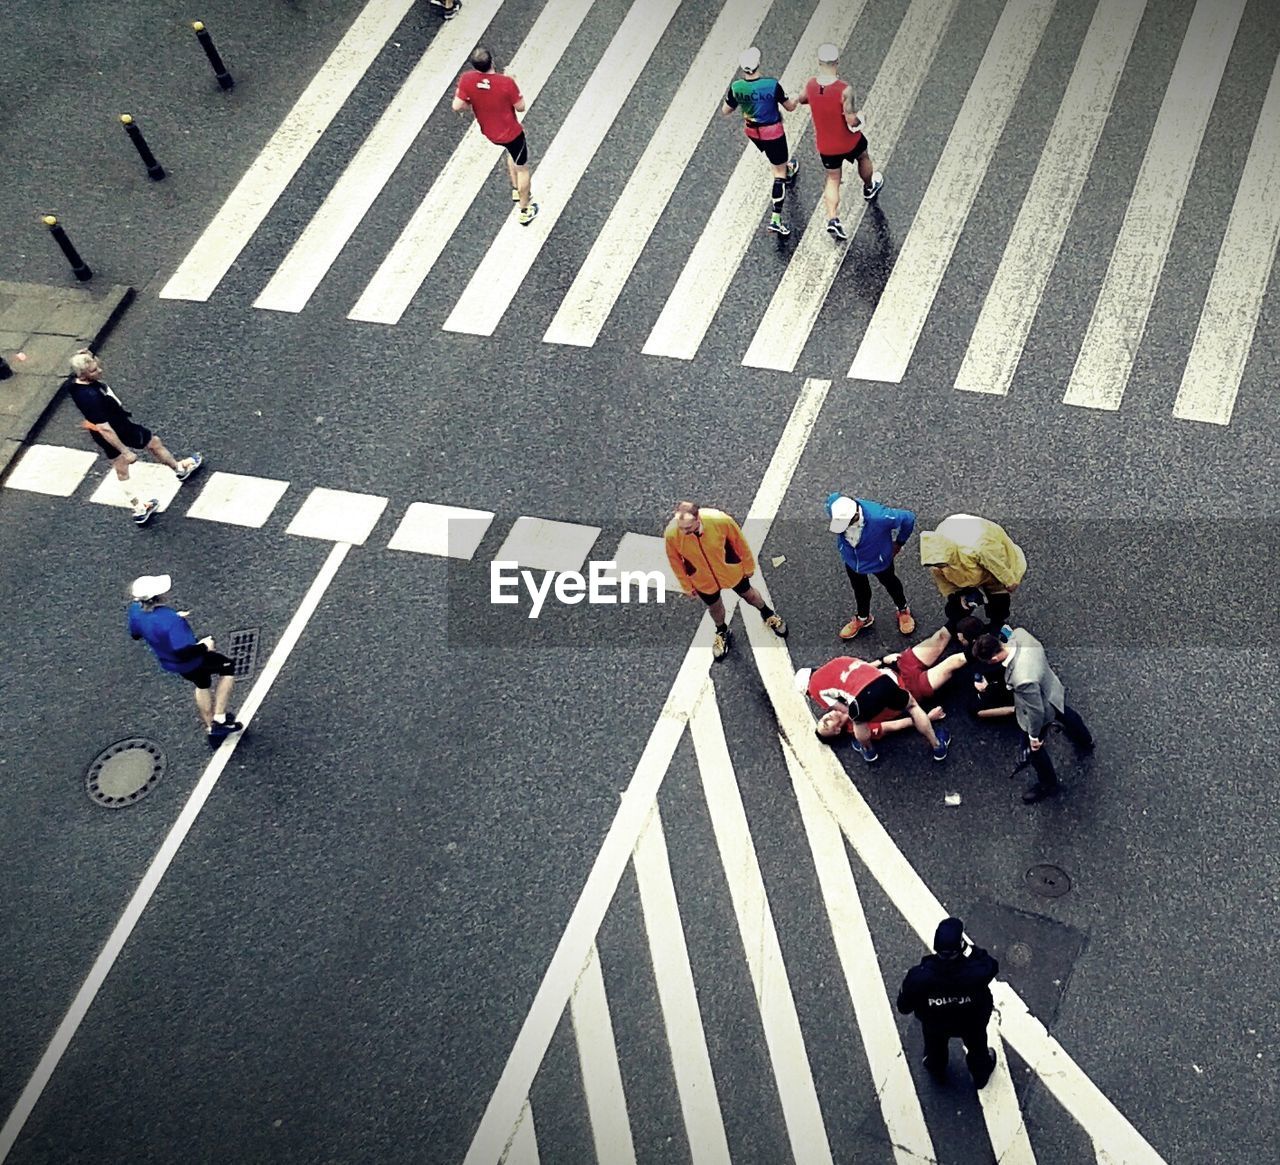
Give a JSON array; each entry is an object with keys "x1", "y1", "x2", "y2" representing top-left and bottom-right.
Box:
[
  {"x1": 192, "y1": 20, "x2": 234, "y2": 90},
  {"x1": 40, "y1": 215, "x2": 93, "y2": 281},
  {"x1": 119, "y1": 113, "x2": 166, "y2": 180}
]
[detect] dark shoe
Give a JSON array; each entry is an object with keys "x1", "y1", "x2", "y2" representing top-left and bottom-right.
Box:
[
  {"x1": 1022, "y1": 782, "x2": 1058, "y2": 804},
  {"x1": 931, "y1": 726, "x2": 951, "y2": 762},
  {"x1": 711, "y1": 627, "x2": 732, "y2": 661},
  {"x1": 764, "y1": 613, "x2": 788, "y2": 637},
  {"x1": 132, "y1": 499, "x2": 160, "y2": 526},
  {"x1": 973, "y1": 1049, "x2": 997, "y2": 1089}
]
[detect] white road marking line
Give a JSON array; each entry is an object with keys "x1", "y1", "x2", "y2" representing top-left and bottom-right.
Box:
[
  {"x1": 348, "y1": 0, "x2": 597, "y2": 325},
  {"x1": 742, "y1": 0, "x2": 960, "y2": 372},
  {"x1": 87, "y1": 461, "x2": 183, "y2": 511},
  {"x1": 780, "y1": 738, "x2": 935, "y2": 1165},
  {"x1": 570, "y1": 944, "x2": 638, "y2": 1165},
  {"x1": 689, "y1": 690, "x2": 834, "y2": 1165},
  {"x1": 493, "y1": 516, "x2": 601, "y2": 573},
  {"x1": 0, "y1": 542, "x2": 351, "y2": 1163},
  {"x1": 254, "y1": 0, "x2": 505, "y2": 313},
  {"x1": 184, "y1": 471, "x2": 291, "y2": 529},
  {"x1": 503, "y1": 1100, "x2": 540, "y2": 1165},
  {"x1": 954, "y1": 0, "x2": 1146, "y2": 397},
  {"x1": 460, "y1": 377, "x2": 829, "y2": 1165},
  {"x1": 848, "y1": 0, "x2": 1056, "y2": 384},
  {"x1": 641, "y1": 0, "x2": 871, "y2": 362},
  {"x1": 611, "y1": 532, "x2": 682, "y2": 596},
  {"x1": 1063, "y1": 0, "x2": 1246, "y2": 411},
  {"x1": 285, "y1": 486, "x2": 389, "y2": 545},
  {"x1": 632, "y1": 805, "x2": 732, "y2": 1165},
  {"x1": 542, "y1": 0, "x2": 777, "y2": 348},
  {"x1": 442, "y1": 0, "x2": 684, "y2": 337},
  {"x1": 1173, "y1": 46, "x2": 1280, "y2": 425},
  {"x1": 386, "y1": 501, "x2": 495, "y2": 559},
  {"x1": 159, "y1": 0, "x2": 415, "y2": 302},
  {"x1": 2, "y1": 444, "x2": 97, "y2": 497},
  {"x1": 979, "y1": 1030, "x2": 1039, "y2": 1165},
  {"x1": 738, "y1": 612, "x2": 1167, "y2": 1164}
]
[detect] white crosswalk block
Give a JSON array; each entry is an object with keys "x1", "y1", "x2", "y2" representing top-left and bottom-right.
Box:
[
  {"x1": 386, "y1": 501, "x2": 494, "y2": 558},
  {"x1": 255, "y1": 0, "x2": 506, "y2": 314},
  {"x1": 494, "y1": 516, "x2": 601, "y2": 572},
  {"x1": 570, "y1": 945, "x2": 638, "y2": 1165},
  {"x1": 3, "y1": 444, "x2": 96, "y2": 496},
  {"x1": 160, "y1": 0, "x2": 417, "y2": 302},
  {"x1": 442, "y1": 0, "x2": 684, "y2": 338},
  {"x1": 184, "y1": 471, "x2": 291, "y2": 528},
  {"x1": 542, "y1": 0, "x2": 778, "y2": 348},
  {"x1": 1174, "y1": 47, "x2": 1280, "y2": 426},
  {"x1": 954, "y1": 0, "x2": 1146, "y2": 397},
  {"x1": 1063, "y1": 0, "x2": 1247, "y2": 411},
  {"x1": 742, "y1": 0, "x2": 960, "y2": 372},
  {"x1": 848, "y1": 0, "x2": 1055, "y2": 385},
  {"x1": 611, "y1": 532, "x2": 681, "y2": 596},
  {"x1": 642, "y1": 0, "x2": 871, "y2": 362},
  {"x1": 350, "y1": 0, "x2": 598, "y2": 326},
  {"x1": 88, "y1": 463, "x2": 183, "y2": 511},
  {"x1": 286, "y1": 486, "x2": 389, "y2": 544},
  {"x1": 504, "y1": 1101, "x2": 541, "y2": 1165}
]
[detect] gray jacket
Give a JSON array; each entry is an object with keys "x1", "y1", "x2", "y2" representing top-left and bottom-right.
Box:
[{"x1": 1002, "y1": 628, "x2": 1066, "y2": 739}]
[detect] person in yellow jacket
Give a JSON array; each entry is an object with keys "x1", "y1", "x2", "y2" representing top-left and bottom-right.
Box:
[
  {"x1": 919, "y1": 514, "x2": 1027, "y2": 629},
  {"x1": 664, "y1": 500, "x2": 788, "y2": 660}
]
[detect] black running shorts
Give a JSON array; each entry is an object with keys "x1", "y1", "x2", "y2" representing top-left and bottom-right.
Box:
[
  {"x1": 501, "y1": 132, "x2": 530, "y2": 166},
  {"x1": 820, "y1": 137, "x2": 868, "y2": 170},
  {"x1": 696, "y1": 576, "x2": 753, "y2": 605},
  {"x1": 750, "y1": 133, "x2": 791, "y2": 166},
  {"x1": 91, "y1": 421, "x2": 152, "y2": 459},
  {"x1": 178, "y1": 651, "x2": 236, "y2": 690}
]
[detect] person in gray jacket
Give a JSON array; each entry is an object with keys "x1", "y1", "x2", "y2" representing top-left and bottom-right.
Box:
[{"x1": 973, "y1": 628, "x2": 1093, "y2": 802}]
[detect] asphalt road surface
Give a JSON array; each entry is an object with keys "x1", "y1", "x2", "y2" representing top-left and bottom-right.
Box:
[{"x1": 2, "y1": 0, "x2": 1278, "y2": 1162}]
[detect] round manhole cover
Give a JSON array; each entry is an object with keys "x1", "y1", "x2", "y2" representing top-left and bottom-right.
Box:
[
  {"x1": 1007, "y1": 941, "x2": 1033, "y2": 967},
  {"x1": 86, "y1": 738, "x2": 166, "y2": 809},
  {"x1": 1025, "y1": 863, "x2": 1071, "y2": 897}
]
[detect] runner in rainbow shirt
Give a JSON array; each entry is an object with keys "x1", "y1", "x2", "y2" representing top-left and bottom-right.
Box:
[{"x1": 721, "y1": 46, "x2": 800, "y2": 236}]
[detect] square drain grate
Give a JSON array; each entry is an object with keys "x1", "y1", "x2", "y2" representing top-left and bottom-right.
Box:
[{"x1": 226, "y1": 628, "x2": 259, "y2": 679}]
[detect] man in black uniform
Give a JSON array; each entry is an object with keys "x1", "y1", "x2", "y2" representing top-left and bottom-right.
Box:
[{"x1": 896, "y1": 917, "x2": 999, "y2": 1087}]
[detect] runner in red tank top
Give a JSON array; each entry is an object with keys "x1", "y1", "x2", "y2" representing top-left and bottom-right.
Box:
[
  {"x1": 452, "y1": 46, "x2": 539, "y2": 225},
  {"x1": 796, "y1": 42, "x2": 883, "y2": 241}
]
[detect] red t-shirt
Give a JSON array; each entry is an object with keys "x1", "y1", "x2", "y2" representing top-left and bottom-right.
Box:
[
  {"x1": 455, "y1": 71, "x2": 523, "y2": 145},
  {"x1": 805, "y1": 76, "x2": 863, "y2": 157},
  {"x1": 808, "y1": 657, "x2": 895, "y2": 738}
]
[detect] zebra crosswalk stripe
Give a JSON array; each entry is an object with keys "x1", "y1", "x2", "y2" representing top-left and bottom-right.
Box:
[
  {"x1": 1063, "y1": 0, "x2": 1247, "y2": 411},
  {"x1": 441, "y1": 0, "x2": 685, "y2": 338},
  {"x1": 741, "y1": 0, "x2": 960, "y2": 373},
  {"x1": 954, "y1": 0, "x2": 1147, "y2": 398},
  {"x1": 160, "y1": 0, "x2": 416, "y2": 303},
  {"x1": 847, "y1": 0, "x2": 1056, "y2": 385},
  {"x1": 254, "y1": 0, "x2": 507, "y2": 314},
  {"x1": 1173, "y1": 46, "x2": 1280, "y2": 426},
  {"x1": 641, "y1": 0, "x2": 873, "y2": 363},
  {"x1": 542, "y1": 0, "x2": 778, "y2": 349},
  {"x1": 348, "y1": 0, "x2": 598, "y2": 326}
]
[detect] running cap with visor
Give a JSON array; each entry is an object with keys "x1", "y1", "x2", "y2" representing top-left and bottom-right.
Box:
[
  {"x1": 131, "y1": 574, "x2": 172, "y2": 601},
  {"x1": 817, "y1": 42, "x2": 840, "y2": 64},
  {"x1": 828, "y1": 494, "x2": 859, "y2": 533},
  {"x1": 739, "y1": 46, "x2": 761, "y2": 72}
]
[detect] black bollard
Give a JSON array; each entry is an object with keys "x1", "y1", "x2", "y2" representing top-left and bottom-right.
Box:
[
  {"x1": 120, "y1": 114, "x2": 166, "y2": 180},
  {"x1": 0, "y1": 355, "x2": 12, "y2": 381},
  {"x1": 41, "y1": 216, "x2": 93, "y2": 281},
  {"x1": 192, "y1": 21, "x2": 234, "y2": 90}
]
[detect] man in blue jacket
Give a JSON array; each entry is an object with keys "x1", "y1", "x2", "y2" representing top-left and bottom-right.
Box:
[{"x1": 825, "y1": 493, "x2": 917, "y2": 639}]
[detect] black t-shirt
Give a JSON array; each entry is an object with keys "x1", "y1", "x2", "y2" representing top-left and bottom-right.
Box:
[
  {"x1": 897, "y1": 947, "x2": 999, "y2": 1031},
  {"x1": 65, "y1": 377, "x2": 132, "y2": 428}
]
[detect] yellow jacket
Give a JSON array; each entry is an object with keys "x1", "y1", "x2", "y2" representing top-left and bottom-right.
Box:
[
  {"x1": 919, "y1": 514, "x2": 1026, "y2": 595},
  {"x1": 664, "y1": 508, "x2": 756, "y2": 597}
]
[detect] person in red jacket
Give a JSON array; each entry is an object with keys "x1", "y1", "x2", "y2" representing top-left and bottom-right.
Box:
[
  {"x1": 664, "y1": 500, "x2": 787, "y2": 660},
  {"x1": 796, "y1": 42, "x2": 883, "y2": 241},
  {"x1": 452, "y1": 46, "x2": 538, "y2": 225}
]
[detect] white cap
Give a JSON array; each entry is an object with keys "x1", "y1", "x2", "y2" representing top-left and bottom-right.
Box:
[
  {"x1": 817, "y1": 42, "x2": 840, "y2": 64},
  {"x1": 794, "y1": 667, "x2": 813, "y2": 693},
  {"x1": 828, "y1": 495, "x2": 859, "y2": 532},
  {"x1": 131, "y1": 574, "x2": 172, "y2": 601},
  {"x1": 739, "y1": 46, "x2": 761, "y2": 72}
]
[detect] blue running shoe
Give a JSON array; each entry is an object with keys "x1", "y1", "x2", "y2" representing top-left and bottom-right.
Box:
[
  {"x1": 853, "y1": 739, "x2": 879, "y2": 764},
  {"x1": 932, "y1": 726, "x2": 951, "y2": 762}
]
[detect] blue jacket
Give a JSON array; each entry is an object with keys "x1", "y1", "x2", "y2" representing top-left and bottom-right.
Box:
[{"x1": 825, "y1": 493, "x2": 916, "y2": 575}]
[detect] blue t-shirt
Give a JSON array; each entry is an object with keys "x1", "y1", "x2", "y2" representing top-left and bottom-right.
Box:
[
  {"x1": 127, "y1": 603, "x2": 200, "y2": 673},
  {"x1": 725, "y1": 76, "x2": 787, "y2": 127}
]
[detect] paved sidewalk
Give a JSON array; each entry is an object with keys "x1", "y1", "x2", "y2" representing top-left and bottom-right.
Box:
[{"x1": 0, "y1": 280, "x2": 134, "y2": 479}]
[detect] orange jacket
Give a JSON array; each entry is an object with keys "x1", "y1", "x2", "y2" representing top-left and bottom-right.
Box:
[{"x1": 664, "y1": 508, "x2": 757, "y2": 597}]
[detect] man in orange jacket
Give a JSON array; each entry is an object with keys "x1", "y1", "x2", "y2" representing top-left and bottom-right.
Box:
[{"x1": 664, "y1": 500, "x2": 788, "y2": 660}]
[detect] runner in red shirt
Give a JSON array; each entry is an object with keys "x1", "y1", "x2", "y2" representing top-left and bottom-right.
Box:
[
  {"x1": 452, "y1": 47, "x2": 538, "y2": 225},
  {"x1": 796, "y1": 42, "x2": 883, "y2": 241}
]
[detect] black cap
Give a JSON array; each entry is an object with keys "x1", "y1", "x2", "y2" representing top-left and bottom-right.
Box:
[{"x1": 933, "y1": 917, "x2": 965, "y2": 955}]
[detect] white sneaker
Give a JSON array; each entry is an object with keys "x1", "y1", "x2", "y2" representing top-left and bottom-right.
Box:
[{"x1": 863, "y1": 171, "x2": 884, "y2": 200}]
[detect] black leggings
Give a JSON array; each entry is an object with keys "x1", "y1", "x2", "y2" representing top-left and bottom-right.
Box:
[{"x1": 846, "y1": 562, "x2": 906, "y2": 617}]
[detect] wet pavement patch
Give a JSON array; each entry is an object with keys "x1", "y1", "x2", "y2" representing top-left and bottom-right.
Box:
[{"x1": 86, "y1": 738, "x2": 165, "y2": 808}]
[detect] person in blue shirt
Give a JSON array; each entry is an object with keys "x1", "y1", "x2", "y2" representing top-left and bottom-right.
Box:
[
  {"x1": 825, "y1": 492, "x2": 917, "y2": 640},
  {"x1": 721, "y1": 46, "x2": 799, "y2": 235},
  {"x1": 127, "y1": 574, "x2": 242, "y2": 746}
]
